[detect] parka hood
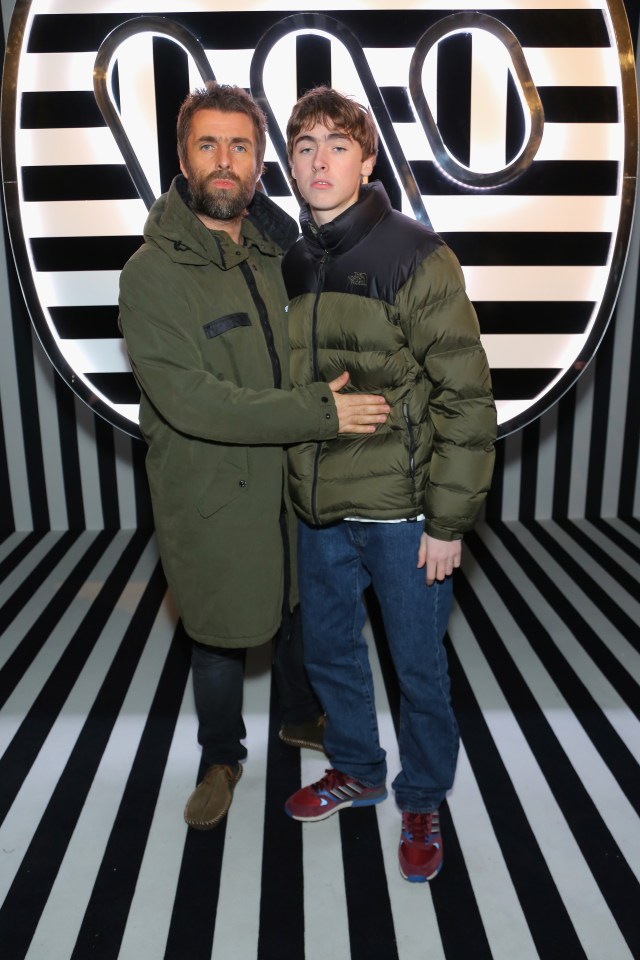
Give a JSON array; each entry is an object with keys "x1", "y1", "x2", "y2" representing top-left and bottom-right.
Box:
[{"x1": 143, "y1": 174, "x2": 299, "y2": 270}]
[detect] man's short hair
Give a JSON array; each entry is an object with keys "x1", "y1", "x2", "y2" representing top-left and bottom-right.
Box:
[
  {"x1": 177, "y1": 81, "x2": 267, "y2": 169},
  {"x1": 286, "y1": 86, "x2": 379, "y2": 163}
]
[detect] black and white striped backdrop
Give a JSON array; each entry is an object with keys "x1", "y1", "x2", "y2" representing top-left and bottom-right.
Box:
[{"x1": 1, "y1": 4, "x2": 639, "y2": 960}]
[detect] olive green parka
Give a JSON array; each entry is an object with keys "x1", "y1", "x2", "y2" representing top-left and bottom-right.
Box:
[{"x1": 118, "y1": 175, "x2": 338, "y2": 647}]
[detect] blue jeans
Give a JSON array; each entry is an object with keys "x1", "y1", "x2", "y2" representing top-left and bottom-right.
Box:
[{"x1": 298, "y1": 519, "x2": 459, "y2": 812}]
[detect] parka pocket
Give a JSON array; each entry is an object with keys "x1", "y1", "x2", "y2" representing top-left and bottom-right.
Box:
[
  {"x1": 402, "y1": 401, "x2": 416, "y2": 478},
  {"x1": 196, "y1": 450, "x2": 249, "y2": 518}
]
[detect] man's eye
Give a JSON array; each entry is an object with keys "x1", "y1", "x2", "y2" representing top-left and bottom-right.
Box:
[{"x1": 233, "y1": 144, "x2": 247, "y2": 153}]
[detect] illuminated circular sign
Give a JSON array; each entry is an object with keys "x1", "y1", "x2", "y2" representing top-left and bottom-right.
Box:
[{"x1": 2, "y1": 1, "x2": 637, "y2": 438}]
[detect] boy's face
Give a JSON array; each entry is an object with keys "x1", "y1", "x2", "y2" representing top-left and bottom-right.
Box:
[{"x1": 290, "y1": 121, "x2": 375, "y2": 225}]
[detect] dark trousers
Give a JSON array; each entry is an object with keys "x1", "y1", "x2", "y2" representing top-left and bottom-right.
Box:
[
  {"x1": 191, "y1": 604, "x2": 320, "y2": 768},
  {"x1": 191, "y1": 511, "x2": 320, "y2": 768}
]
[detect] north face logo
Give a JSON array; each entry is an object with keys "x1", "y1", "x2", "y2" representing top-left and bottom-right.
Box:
[{"x1": 348, "y1": 272, "x2": 369, "y2": 291}]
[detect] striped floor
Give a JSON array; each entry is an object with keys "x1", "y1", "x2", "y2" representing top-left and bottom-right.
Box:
[{"x1": 0, "y1": 519, "x2": 638, "y2": 960}]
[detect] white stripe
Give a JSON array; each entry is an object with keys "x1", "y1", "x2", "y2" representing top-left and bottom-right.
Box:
[{"x1": 59, "y1": 338, "x2": 131, "y2": 375}]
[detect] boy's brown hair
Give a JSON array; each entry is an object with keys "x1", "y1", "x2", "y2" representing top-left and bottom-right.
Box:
[
  {"x1": 286, "y1": 86, "x2": 378, "y2": 163},
  {"x1": 177, "y1": 81, "x2": 267, "y2": 169}
]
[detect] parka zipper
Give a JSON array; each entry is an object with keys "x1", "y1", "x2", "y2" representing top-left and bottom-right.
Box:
[
  {"x1": 402, "y1": 401, "x2": 415, "y2": 478},
  {"x1": 310, "y1": 251, "x2": 329, "y2": 525},
  {"x1": 239, "y1": 259, "x2": 282, "y2": 388}
]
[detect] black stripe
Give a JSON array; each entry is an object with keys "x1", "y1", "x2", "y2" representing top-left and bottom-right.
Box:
[
  {"x1": 484, "y1": 430, "x2": 505, "y2": 521},
  {"x1": 340, "y1": 807, "x2": 399, "y2": 960},
  {"x1": 50, "y1": 306, "x2": 121, "y2": 340},
  {"x1": 448, "y1": 630, "x2": 588, "y2": 959},
  {"x1": 31, "y1": 236, "x2": 143, "y2": 272},
  {"x1": 71, "y1": 591, "x2": 189, "y2": 960},
  {"x1": 0, "y1": 546, "x2": 165, "y2": 960},
  {"x1": 258, "y1": 671, "x2": 306, "y2": 959},
  {"x1": 4, "y1": 229, "x2": 50, "y2": 529},
  {"x1": 506, "y1": 71, "x2": 526, "y2": 165},
  {"x1": 475, "y1": 301, "x2": 594, "y2": 335},
  {"x1": 22, "y1": 165, "x2": 140, "y2": 202},
  {"x1": 490, "y1": 368, "x2": 560, "y2": 402},
  {"x1": 94, "y1": 416, "x2": 121, "y2": 529},
  {"x1": 0, "y1": 531, "x2": 46, "y2": 584},
  {"x1": 552, "y1": 389, "x2": 577, "y2": 517},
  {"x1": 411, "y1": 160, "x2": 619, "y2": 196},
  {"x1": 0, "y1": 530, "x2": 149, "y2": 826},
  {"x1": 618, "y1": 237, "x2": 640, "y2": 517},
  {"x1": 585, "y1": 311, "x2": 615, "y2": 516},
  {"x1": 443, "y1": 232, "x2": 611, "y2": 267},
  {"x1": 20, "y1": 90, "x2": 105, "y2": 128},
  {"x1": 380, "y1": 86, "x2": 414, "y2": 123},
  {"x1": 153, "y1": 36, "x2": 189, "y2": 196},
  {"x1": 296, "y1": 33, "x2": 332, "y2": 95},
  {"x1": 519, "y1": 417, "x2": 540, "y2": 519},
  {"x1": 455, "y1": 562, "x2": 640, "y2": 957},
  {"x1": 0, "y1": 393, "x2": 15, "y2": 533},
  {"x1": 262, "y1": 161, "x2": 293, "y2": 198},
  {"x1": 165, "y1": 827, "x2": 225, "y2": 959},
  {"x1": 25, "y1": 10, "x2": 611, "y2": 54},
  {"x1": 468, "y1": 526, "x2": 640, "y2": 812},
  {"x1": 538, "y1": 86, "x2": 619, "y2": 123},
  {"x1": 53, "y1": 373, "x2": 86, "y2": 529},
  {"x1": 438, "y1": 33, "x2": 471, "y2": 168},
  {"x1": 480, "y1": 522, "x2": 640, "y2": 716},
  {"x1": 84, "y1": 373, "x2": 141, "y2": 405}
]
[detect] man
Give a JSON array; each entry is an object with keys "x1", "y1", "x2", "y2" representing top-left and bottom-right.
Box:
[
  {"x1": 282, "y1": 87, "x2": 497, "y2": 881},
  {"x1": 118, "y1": 82, "x2": 389, "y2": 831}
]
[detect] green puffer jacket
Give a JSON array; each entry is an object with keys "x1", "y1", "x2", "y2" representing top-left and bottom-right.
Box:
[
  {"x1": 283, "y1": 182, "x2": 497, "y2": 540},
  {"x1": 119, "y1": 175, "x2": 338, "y2": 646}
]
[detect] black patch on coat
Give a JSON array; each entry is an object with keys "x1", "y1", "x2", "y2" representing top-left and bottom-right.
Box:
[{"x1": 203, "y1": 313, "x2": 251, "y2": 339}]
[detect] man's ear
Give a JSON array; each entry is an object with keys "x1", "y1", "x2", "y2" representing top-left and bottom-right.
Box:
[{"x1": 179, "y1": 158, "x2": 188, "y2": 179}]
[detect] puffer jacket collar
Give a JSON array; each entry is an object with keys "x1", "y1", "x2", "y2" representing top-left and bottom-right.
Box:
[
  {"x1": 299, "y1": 180, "x2": 391, "y2": 256},
  {"x1": 144, "y1": 174, "x2": 298, "y2": 270}
]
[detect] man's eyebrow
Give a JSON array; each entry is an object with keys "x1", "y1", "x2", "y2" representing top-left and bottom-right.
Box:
[{"x1": 195, "y1": 135, "x2": 253, "y2": 145}]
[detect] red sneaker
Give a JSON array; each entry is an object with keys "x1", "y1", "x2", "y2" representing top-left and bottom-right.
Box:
[
  {"x1": 285, "y1": 768, "x2": 387, "y2": 821},
  {"x1": 398, "y1": 810, "x2": 443, "y2": 882}
]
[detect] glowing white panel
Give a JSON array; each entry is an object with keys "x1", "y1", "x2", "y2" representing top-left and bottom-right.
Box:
[
  {"x1": 465, "y1": 266, "x2": 609, "y2": 301},
  {"x1": 424, "y1": 195, "x2": 620, "y2": 232},
  {"x1": 524, "y1": 47, "x2": 624, "y2": 87},
  {"x1": 536, "y1": 123, "x2": 624, "y2": 161},
  {"x1": 21, "y1": 200, "x2": 148, "y2": 238},
  {"x1": 59, "y1": 338, "x2": 131, "y2": 373},
  {"x1": 470, "y1": 31, "x2": 510, "y2": 172},
  {"x1": 191, "y1": 50, "x2": 253, "y2": 90},
  {"x1": 362, "y1": 48, "x2": 413, "y2": 88},
  {"x1": 20, "y1": 52, "x2": 97, "y2": 92},
  {"x1": 33, "y1": 0, "x2": 605, "y2": 11},
  {"x1": 482, "y1": 333, "x2": 588, "y2": 368},
  {"x1": 116, "y1": 34, "x2": 161, "y2": 197},
  {"x1": 35, "y1": 271, "x2": 120, "y2": 306},
  {"x1": 17, "y1": 128, "x2": 126, "y2": 166}
]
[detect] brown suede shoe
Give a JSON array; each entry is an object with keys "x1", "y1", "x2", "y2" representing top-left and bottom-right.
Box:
[
  {"x1": 184, "y1": 763, "x2": 243, "y2": 830},
  {"x1": 278, "y1": 715, "x2": 326, "y2": 752}
]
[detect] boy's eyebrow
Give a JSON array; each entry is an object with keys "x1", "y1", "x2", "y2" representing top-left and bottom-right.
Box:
[{"x1": 294, "y1": 131, "x2": 353, "y2": 146}]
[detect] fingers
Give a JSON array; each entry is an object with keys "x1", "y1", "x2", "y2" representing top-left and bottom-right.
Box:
[{"x1": 335, "y1": 393, "x2": 390, "y2": 434}]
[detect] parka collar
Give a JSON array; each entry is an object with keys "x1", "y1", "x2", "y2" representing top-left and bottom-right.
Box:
[
  {"x1": 299, "y1": 180, "x2": 391, "y2": 255},
  {"x1": 145, "y1": 175, "x2": 298, "y2": 269}
]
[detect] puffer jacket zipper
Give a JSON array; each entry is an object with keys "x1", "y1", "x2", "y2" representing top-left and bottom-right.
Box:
[
  {"x1": 402, "y1": 401, "x2": 415, "y2": 477},
  {"x1": 310, "y1": 251, "x2": 329, "y2": 524}
]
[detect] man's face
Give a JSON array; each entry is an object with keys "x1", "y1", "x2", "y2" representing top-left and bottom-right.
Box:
[
  {"x1": 180, "y1": 108, "x2": 261, "y2": 221},
  {"x1": 290, "y1": 121, "x2": 374, "y2": 225}
]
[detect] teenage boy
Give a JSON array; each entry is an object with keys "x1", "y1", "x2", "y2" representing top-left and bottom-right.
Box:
[{"x1": 282, "y1": 87, "x2": 496, "y2": 881}]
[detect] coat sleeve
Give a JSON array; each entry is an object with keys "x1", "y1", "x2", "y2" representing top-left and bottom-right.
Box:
[
  {"x1": 397, "y1": 245, "x2": 497, "y2": 540},
  {"x1": 118, "y1": 251, "x2": 338, "y2": 445}
]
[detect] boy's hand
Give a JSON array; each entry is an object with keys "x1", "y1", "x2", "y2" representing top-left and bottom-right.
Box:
[
  {"x1": 329, "y1": 371, "x2": 390, "y2": 434},
  {"x1": 417, "y1": 533, "x2": 462, "y2": 585}
]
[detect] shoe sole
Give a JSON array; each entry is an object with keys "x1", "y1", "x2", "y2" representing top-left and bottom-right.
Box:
[
  {"x1": 286, "y1": 788, "x2": 387, "y2": 822},
  {"x1": 278, "y1": 731, "x2": 325, "y2": 752},
  {"x1": 399, "y1": 860, "x2": 443, "y2": 883}
]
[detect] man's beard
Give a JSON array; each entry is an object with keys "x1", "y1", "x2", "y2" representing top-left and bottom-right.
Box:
[{"x1": 187, "y1": 168, "x2": 256, "y2": 221}]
